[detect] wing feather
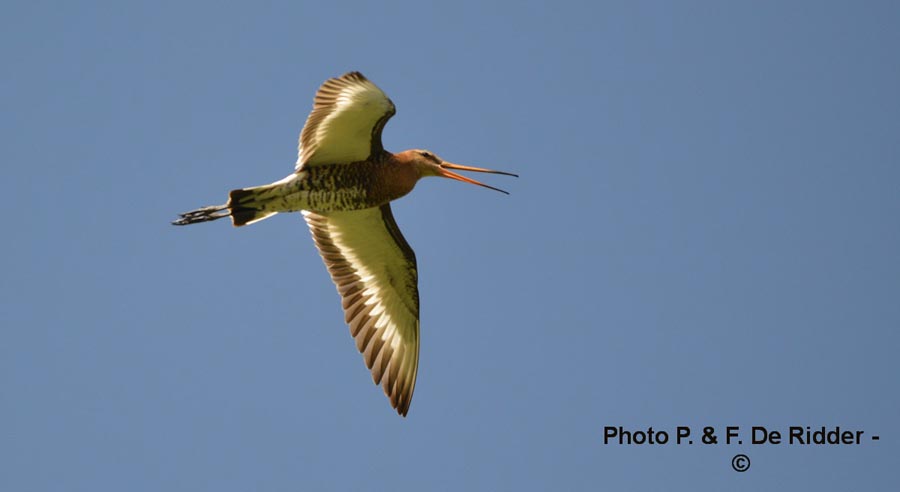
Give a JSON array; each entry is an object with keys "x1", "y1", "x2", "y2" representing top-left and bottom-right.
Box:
[
  {"x1": 296, "y1": 72, "x2": 396, "y2": 168},
  {"x1": 303, "y1": 205, "x2": 419, "y2": 416}
]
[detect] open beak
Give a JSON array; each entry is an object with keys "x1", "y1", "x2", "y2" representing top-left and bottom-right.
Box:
[{"x1": 439, "y1": 162, "x2": 518, "y2": 195}]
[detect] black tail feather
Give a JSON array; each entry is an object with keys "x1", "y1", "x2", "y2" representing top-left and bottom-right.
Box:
[
  {"x1": 228, "y1": 188, "x2": 261, "y2": 226},
  {"x1": 173, "y1": 186, "x2": 275, "y2": 227}
]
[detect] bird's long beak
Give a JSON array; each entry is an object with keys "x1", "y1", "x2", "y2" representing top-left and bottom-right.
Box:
[{"x1": 439, "y1": 162, "x2": 518, "y2": 195}]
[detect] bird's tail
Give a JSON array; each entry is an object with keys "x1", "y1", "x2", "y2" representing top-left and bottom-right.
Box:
[{"x1": 172, "y1": 186, "x2": 278, "y2": 227}]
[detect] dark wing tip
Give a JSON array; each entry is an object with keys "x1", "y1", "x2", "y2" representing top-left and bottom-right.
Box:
[
  {"x1": 341, "y1": 71, "x2": 367, "y2": 82},
  {"x1": 393, "y1": 391, "x2": 411, "y2": 417}
]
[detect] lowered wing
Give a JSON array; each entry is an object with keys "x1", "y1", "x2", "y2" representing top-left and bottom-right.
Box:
[{"x1": 302, "y1": 205, "x2": 419, "y2": 416}]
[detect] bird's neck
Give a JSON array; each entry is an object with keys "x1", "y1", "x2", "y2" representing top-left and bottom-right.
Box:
[{"x1": 382, "y1": 152, "x2": 421, "y2": 199}]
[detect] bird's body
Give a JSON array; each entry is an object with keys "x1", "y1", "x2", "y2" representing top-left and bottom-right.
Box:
[
  {"x1": 232, "y1": 152, "x2": 419, "y2": 218},
  {"x1": 174, "y1": 72, "x2": 515, "y2": 416}
]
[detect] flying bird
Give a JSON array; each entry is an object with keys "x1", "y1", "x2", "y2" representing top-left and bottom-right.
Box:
[{"x1": 173, "y1": 72, "x2": 516, "y2": 416}]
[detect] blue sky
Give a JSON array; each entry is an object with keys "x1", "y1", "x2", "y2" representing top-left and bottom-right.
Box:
[{"x1": 3, "y1": 1, "x2": 899, "y2": 490}]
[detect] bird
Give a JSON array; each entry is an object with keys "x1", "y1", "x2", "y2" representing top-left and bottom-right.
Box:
[{"x1": 173, "y1": 71, "x2": 516, "y2": 416}]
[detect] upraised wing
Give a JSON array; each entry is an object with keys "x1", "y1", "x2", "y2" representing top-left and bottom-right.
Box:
[
  {"x1": 296, "y1": 72, "x2": 396, "y2": 169},
  {"x1": 302, "y1": 205, "x2": 419, "y2": 416}
]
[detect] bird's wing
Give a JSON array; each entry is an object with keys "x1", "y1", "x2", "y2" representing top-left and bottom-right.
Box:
[
  {"x1": 296, "y1": 72, "x2": 396, "y2": 169},
  {"x1": 302, "y1": 205, "x2": 419, "y2": 416}
]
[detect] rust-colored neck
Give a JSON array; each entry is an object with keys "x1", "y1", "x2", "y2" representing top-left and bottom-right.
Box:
[{"x1": 382, "y1": 151, "x2": 422, "y2": 200}]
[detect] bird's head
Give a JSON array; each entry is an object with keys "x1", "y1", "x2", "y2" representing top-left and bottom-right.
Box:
[{"x1": 403, "y1": 149, "x2": 518, "y2": 194}]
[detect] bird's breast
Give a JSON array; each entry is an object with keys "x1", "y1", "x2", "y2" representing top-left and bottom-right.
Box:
[{"x1": 290, "y1": 161, "x2": 416, "y2": 212}]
